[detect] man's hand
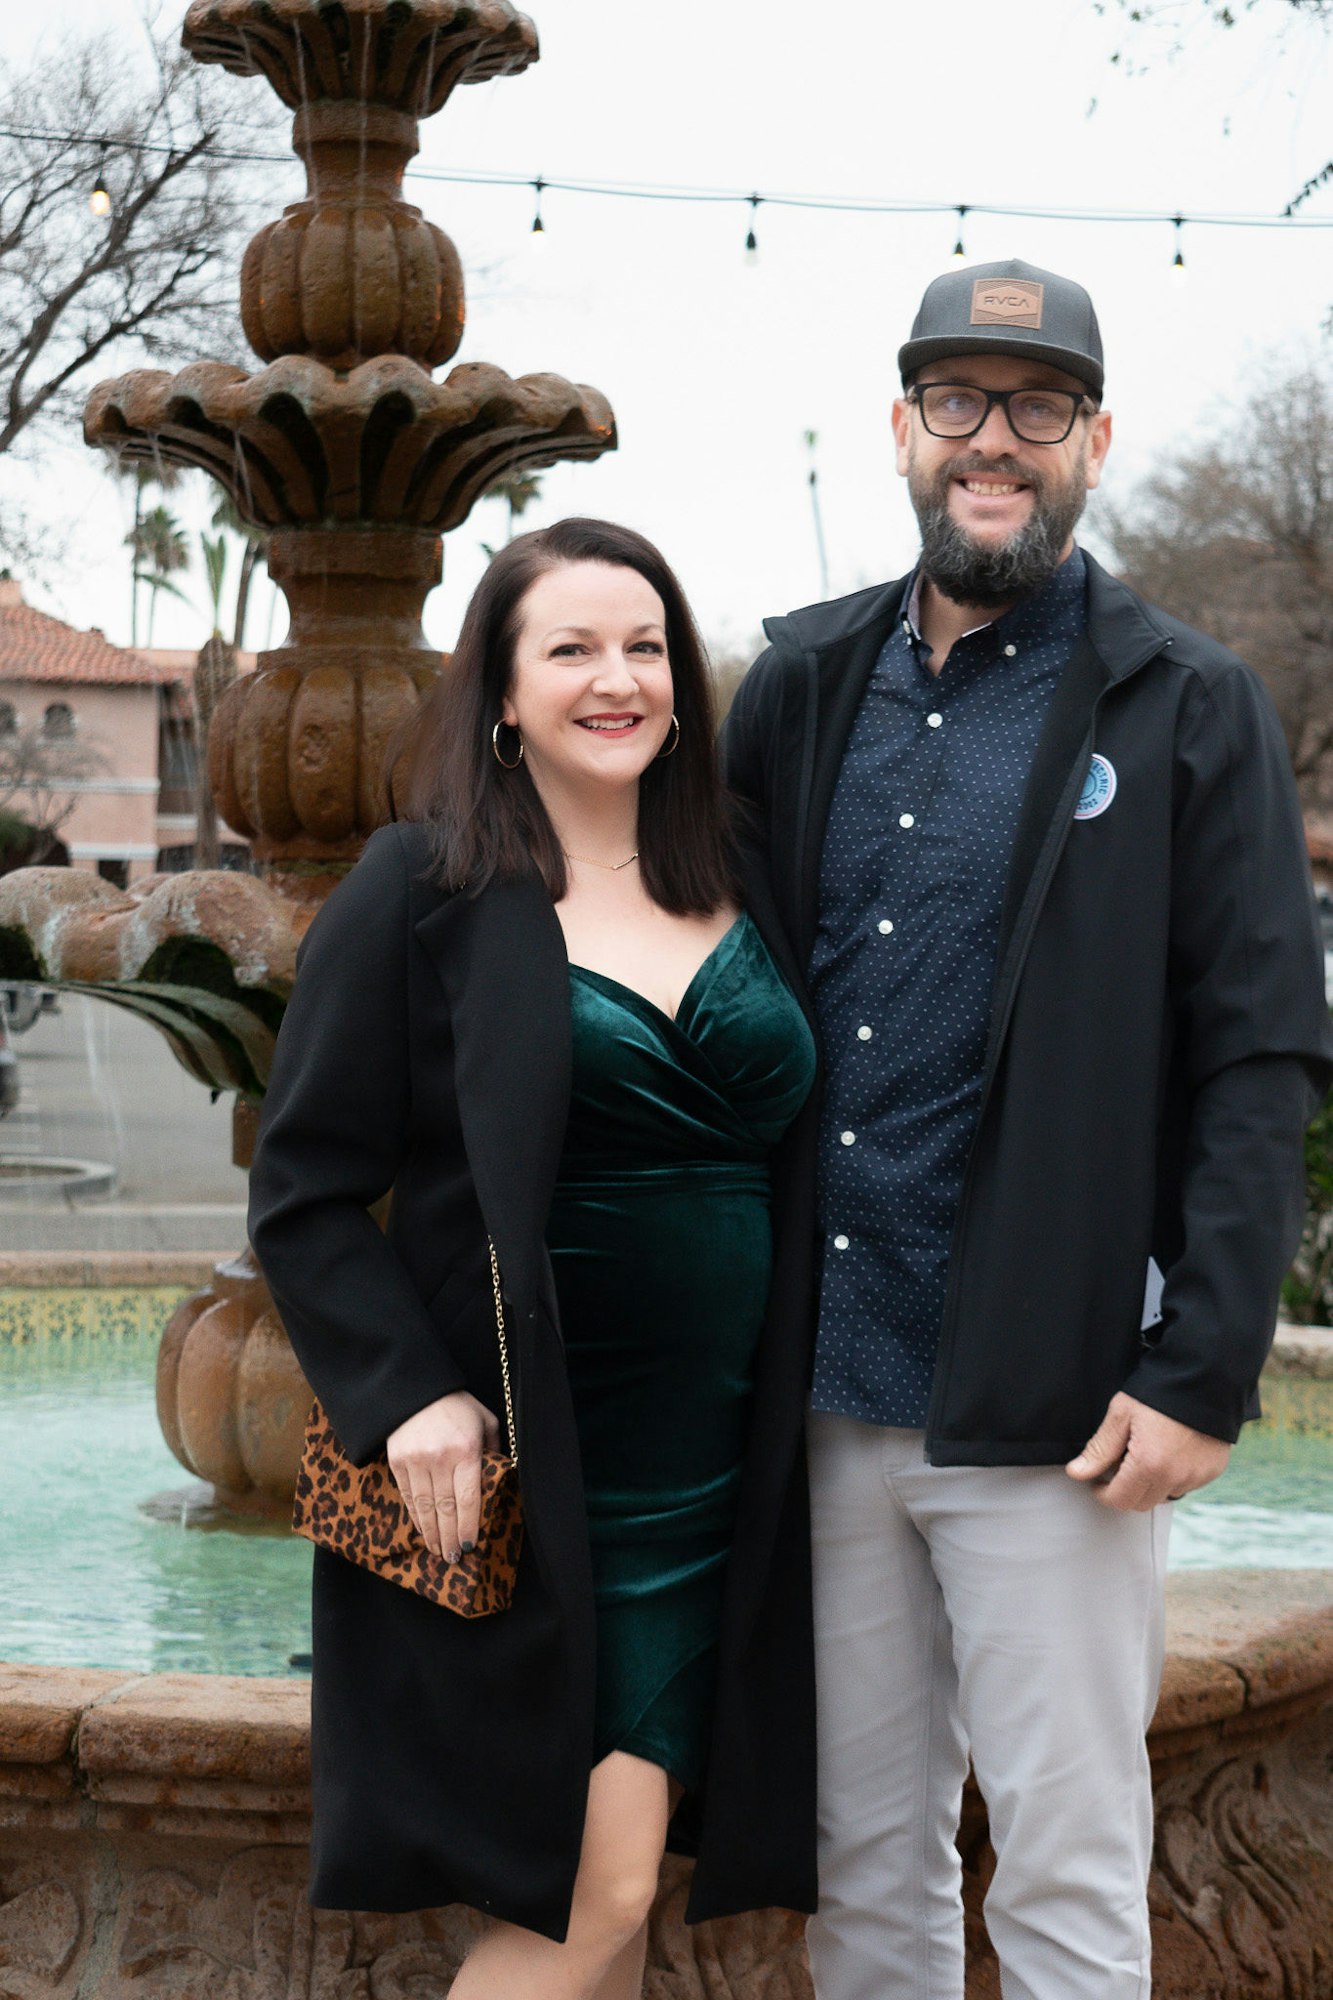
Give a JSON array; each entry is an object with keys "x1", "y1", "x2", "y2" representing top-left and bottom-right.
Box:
[
  {"x1": 387, "y1": 1391, "x2": 501, "y2": 1561},
  {"x1": 1065, "y1": 1392, "x2": 1231, "y2": 1512}
]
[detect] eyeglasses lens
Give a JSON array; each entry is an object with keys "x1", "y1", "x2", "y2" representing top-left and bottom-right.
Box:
[{"x1": 918, "y1": 386, "x2": 1077, "y2": 443}]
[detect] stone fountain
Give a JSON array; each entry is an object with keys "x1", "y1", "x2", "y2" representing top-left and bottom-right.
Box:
[{"x1": 0, "y1": 0, "x2": 614, "y2": 1514}]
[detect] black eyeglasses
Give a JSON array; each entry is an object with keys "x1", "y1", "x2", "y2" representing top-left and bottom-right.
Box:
[{"x1": 909, "y1": 383, "x2": 1094, "y2": 445}]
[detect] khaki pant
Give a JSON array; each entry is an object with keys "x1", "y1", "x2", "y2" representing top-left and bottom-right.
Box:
[{"x1": 806, "y1": 1412, "x2": 1170, "y2": 2000}]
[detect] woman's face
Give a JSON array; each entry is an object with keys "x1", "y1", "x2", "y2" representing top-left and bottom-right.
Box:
[{"x1": 502, "y1": 560, "x2": 675, "y2": 800}]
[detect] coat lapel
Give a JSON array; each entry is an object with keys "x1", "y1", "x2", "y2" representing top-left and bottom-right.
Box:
[
  {"x1": 413, "y1": 874, "x2": 572, "y2": 1311},
  {"x1": 987, "y1": 557, "x2": 1168, "y2": 1074},
  {"x1": 796, "y1": 590, "x2": 910, "y2": 962}
]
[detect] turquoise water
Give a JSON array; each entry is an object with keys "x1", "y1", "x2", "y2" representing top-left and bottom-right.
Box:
[
  {"x1": 0, "y1": 1330, "x2": 1328, "y2": 1675},
  {"x1": 0, "y1": 1332, "x2": 312, "y2": 1676},
  {"x1": 1169, "y1": 1392, "x2": 1333, "y2": 1568}
]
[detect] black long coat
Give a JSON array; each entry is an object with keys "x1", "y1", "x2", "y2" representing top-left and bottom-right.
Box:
[{"x1": 247, "y1": 820, "x2": 821, "y2": 1940}]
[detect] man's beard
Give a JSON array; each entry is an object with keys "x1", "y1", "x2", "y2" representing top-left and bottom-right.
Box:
[{"x1": 908, "y1": 447, "x2": 1088, "y2": 610}]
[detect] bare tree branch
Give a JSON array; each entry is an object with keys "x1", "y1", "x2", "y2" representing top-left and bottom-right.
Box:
[
  {"x1": 0, "y1": 719, "x2": 108, "y2": 850},
  {"x1": 1096, "y1": 359, "x2": 1333, "y2": 799},
  {"x1": 0, "y1": 25, "x2": 285, "y2": 482}
]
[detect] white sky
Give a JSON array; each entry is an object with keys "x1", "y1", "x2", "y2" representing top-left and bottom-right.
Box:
[{"x1": 7, "y1": 0, "x2": 1333, "y2": 660}]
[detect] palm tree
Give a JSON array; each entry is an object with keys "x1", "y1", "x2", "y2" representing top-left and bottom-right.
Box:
[
  {"x1": 209, "y1": 494, "x2": 267, "y2": 650},
  {"x1": 192, "y1": 530, "x2": 235, "y2": 871},
  {"x1": 126, "y1": 503, "x2": 192, "y2": 646},
  {"x1": 111, "y1": 460, "x2": 185, "y2": 646}
]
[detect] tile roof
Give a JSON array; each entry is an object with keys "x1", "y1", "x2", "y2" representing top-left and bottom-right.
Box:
[{"x1": 0, "y1": 582, "x2": 181, "y2": 686}]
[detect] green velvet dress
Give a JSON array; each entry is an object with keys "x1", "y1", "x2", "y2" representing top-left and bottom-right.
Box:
[{"x1": 546, "y1": 913, "x2": 816, "y2": 1791}]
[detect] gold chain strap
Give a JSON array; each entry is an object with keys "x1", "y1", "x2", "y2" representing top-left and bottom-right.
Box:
[{"x1": 488, "y1": 1238, "x2": 519, "y2": 1468}]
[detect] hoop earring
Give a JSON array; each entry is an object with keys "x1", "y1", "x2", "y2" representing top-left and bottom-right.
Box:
[
  {"x1": 656, "y1": 713, "x2": 681, "y2": 759},
  {"x1": 492, "y1": 720, "x2": 524, "y2": 769}
]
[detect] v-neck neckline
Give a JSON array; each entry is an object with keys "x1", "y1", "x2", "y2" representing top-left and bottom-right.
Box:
[{"x1": 567, "y1": 914, "x2": 746, "y2": 1028}]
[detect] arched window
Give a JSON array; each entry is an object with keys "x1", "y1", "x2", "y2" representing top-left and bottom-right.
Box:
[
  {"x1": 43, "y1": 701, "x2": 74, "y2": 738},
  {"x1": 0, "y1": 700, "x2": 16, "y2": 736}
]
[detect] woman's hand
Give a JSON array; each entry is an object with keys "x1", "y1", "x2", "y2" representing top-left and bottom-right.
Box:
[{"x1": 387, "y1": 1391, "x2": 501, "y2": 1562}]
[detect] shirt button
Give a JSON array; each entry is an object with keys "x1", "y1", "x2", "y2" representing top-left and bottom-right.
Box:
[
  {"x1": 857, "y1": 1025, "x2": 872, "y2": 1041},
  {"x1": 840, "y1": 1130, "x2": 856, "y2": 1146},
  {"x1": 1003, "y1": 643, "x2": 1017, "y2": 658},
  {"x1": 927, "y1": 712, "x2": 943, "y2": 727},
  {"x1": 877, "y1": 919, "x2": 894, "y2": 935},
  {"x1": 833, "y1": 1234, "x2": 850, "y2": 1250},
  {"x1": 898, "y1": 813, "x2": 915, "y2": 829}
]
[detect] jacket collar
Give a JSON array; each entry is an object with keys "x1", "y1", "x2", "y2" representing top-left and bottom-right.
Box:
[
  {"x1": 412, "y1": 871, "x2": 572, "y2": 1310},
  {"x1": 766, "y1": 546, "x2": 1171, "y2": 683},
  {"x1": 776, "y1": 546, "x2": 1173, "y2": 967},
  {"x1": 1081, "y1": 548, "x2": 1175, "y2": 680}
]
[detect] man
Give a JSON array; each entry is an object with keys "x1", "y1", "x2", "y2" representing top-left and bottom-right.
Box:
[{"x1": 722, "y1": 259, "x2": 1333, "y2": 1999}]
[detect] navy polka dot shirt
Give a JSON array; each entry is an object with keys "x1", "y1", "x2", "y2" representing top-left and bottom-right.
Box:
[{"x1": 810, "y1": 547, "x2": 1088, "y2": 1428}]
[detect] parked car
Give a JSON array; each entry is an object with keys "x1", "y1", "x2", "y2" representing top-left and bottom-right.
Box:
[{"x1": 0, "y1": 1010, "x2": 18, "y2": 1117}]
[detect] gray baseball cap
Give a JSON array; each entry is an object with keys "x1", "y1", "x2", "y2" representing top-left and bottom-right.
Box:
[{"x1": 898, "y1": 259, "x2": 1104, "y2": 398}]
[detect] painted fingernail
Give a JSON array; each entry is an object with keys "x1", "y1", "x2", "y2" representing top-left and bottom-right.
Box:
[{"x1": 460, "y1": 1541, "x2": 476, "y2": 1556}]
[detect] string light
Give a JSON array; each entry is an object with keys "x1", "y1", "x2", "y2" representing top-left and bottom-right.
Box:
[
  {"x1": 1171, "y1": 214, "x2": 1185, "y2": 275},
  {"x1": 89, "y1": 153, "x2": 111, "y2": 218},
  {"x1": 744, "y1": 193, "x2": 760, "y2": 265},
  {"x1": 530, "y1": 175, "x2": 545, "y2": 238},
  {"x1": 0, "y1": 121, "x2": 1327, "y2": 249},
  {"x1": 951, "y1": 205, "x2": 968, "y2": 262}
]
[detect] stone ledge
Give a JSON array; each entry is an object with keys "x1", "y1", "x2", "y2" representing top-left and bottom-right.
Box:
[
  {"x1": 1, "y1": 1572, "x2": 1325, "y2": 1809},
  {"x1": 1269, "y1": 1319, "x2": 1333, "y2": 1378},
  {"x1": 0, "y1": 1665, "x2": 134, "y2": 1764},
  {"x1": 77, "y1": 1673, "x2": 310, "y2": 1789},
  {"x1": 0, "y1": 1570, "x2": 1329, "y2": 2000},
  {"x1": 0, "y1": 1252, "x2": 220, "y2": 1288}
]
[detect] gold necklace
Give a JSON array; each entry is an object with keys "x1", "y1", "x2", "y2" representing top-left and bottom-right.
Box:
[{"x1": 562, "y1": 848, "x2": 640, "y2": 871}]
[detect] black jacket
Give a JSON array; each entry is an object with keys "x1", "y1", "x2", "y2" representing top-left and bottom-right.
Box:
[
  {"x1": 721, "y1": 550, "x2": 1333, "y2": 1463},
  {"x1": 247, "y1": 821, "x2": 820, "y2": 1937}
]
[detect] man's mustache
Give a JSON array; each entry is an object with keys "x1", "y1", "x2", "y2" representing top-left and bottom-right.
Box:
[{"x1": 929, "y1": 453, "x2": 1045, "y2": 494}]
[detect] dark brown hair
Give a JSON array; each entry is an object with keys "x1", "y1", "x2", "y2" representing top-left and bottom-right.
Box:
[{"x1": 394, "y1": 517, "x2": 739, "y2": 915}]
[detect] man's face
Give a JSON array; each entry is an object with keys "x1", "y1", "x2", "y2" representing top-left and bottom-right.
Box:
[{"x1": 891, "y1": 354, "x2": 1112, "y2": 608}]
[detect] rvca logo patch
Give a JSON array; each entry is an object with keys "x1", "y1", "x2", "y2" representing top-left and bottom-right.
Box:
[{"x1": 1075, "y1": 753, "x2": 1117, "y2": 821}]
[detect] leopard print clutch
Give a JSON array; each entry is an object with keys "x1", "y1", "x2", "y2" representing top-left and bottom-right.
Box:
[
  {"x1": 291, "y1": 1405, "x2": 523, "y2": 1615},
  {"x1": 290, "y1": 1241, "x2": 523, "y2": 1617}
]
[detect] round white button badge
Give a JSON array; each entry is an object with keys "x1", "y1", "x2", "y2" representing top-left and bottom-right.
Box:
[{"x1": 1074, "y1": 753, "x2": 1118, "y2": 821}]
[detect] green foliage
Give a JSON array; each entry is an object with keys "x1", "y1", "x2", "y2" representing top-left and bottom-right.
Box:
[
  {"x1": 0, "y1": 808, "x2": 31, "y2": 855},
  {"x1": 201, "y1": 531, "x2": 228, "y2": 630},
  {"x1": 1282, "y1": 1087, "x2": 1333, "y2": 1323}
]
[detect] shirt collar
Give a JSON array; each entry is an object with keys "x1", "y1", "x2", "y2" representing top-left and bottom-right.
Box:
[{"x1": 904, "y1": 543, "x2": 1087, "y2": 648}]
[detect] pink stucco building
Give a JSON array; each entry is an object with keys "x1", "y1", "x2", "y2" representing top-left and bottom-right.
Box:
[{"x1": 0, "y1": 580, "x2": 251, "y2": 884}]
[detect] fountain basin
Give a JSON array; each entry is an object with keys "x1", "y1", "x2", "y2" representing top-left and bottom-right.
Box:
[
  {"x1": 0, "y1": 1574, "x2": 1328, "y2": 1999},
  {"x1": 0, "y1": 1285, "x2": 1330, "y2": 1992}
]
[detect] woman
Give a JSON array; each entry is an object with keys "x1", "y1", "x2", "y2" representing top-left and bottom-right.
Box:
[{"x1": 249, "y1": 518, "x2": 820, "y2": 1998}]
